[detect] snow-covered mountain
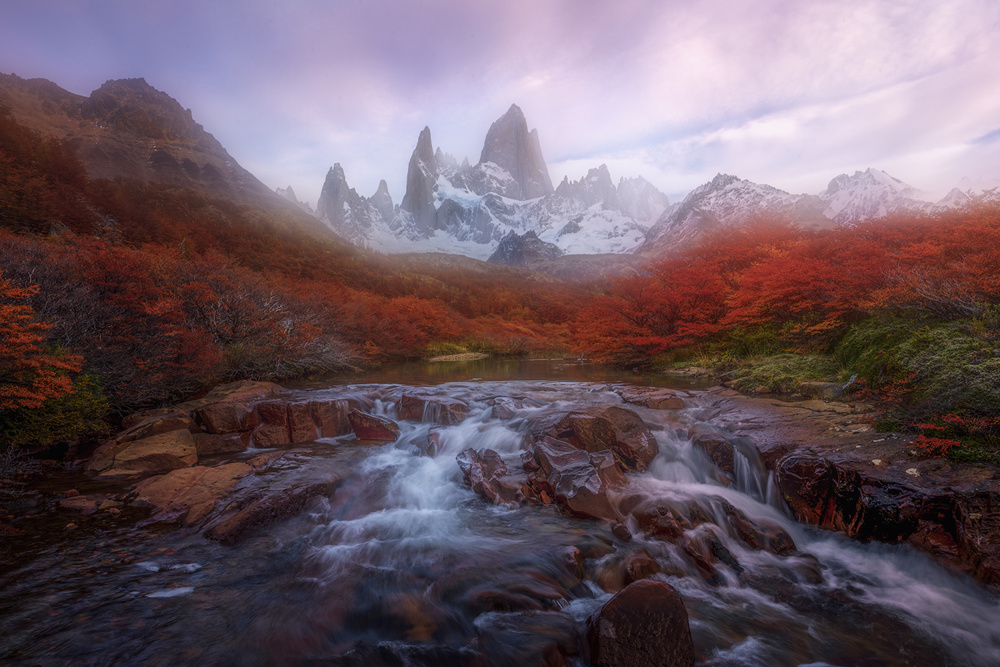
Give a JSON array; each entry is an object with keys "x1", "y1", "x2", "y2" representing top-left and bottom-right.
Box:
[
  {"x1": 640, "y1": 168, "x2": 962, "y2": 256},
  {"x1": 316, "y1": 104, "x2": 668, "y2": 260},
  {"x1": 314, "y1": 104, "x2": 972, "y2": 262},
  {"x1": 819, "y1": 168, "x2": 937, "y2": 224}
]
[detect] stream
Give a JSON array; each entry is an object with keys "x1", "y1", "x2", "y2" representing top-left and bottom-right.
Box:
[{"x1": 1, "y1": 360, "x2": 998, "y2": 666}]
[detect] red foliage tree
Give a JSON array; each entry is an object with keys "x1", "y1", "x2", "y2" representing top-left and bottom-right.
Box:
[{"x1": 0, "y1": 273, "x2": 81, "y2": 411}]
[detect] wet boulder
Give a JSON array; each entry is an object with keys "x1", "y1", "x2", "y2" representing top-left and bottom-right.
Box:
[
  {"x1": 492, "y1": 397, "x2": 523, "y2": 420},
  {"x1": 540, "y1": 406, "x2": 658, "y2": 472},
  {"x1": 586, "y1": 579, "x2": 695, "y2": 667},
  {"x1": 623, "y1": 549, "x2": 661, "y2": 584},
  {"x1": 689, "y1": 425, "x2": 737, "y2": 477},
  {"x1": 720, "y1": 501, "x2": 797, "y2": 556},
  {"x1": 626, "y1": 498, "x2": 684, "y2": 540},
  {"x1": 457, "y1": 448, "x2": 515, "y2": 504},
  {"x1": 347, "y1": 410, "x2": 400, "y2": 442},
  {"x1": 529, "y1": 438, "x2": 622, "y2": 522}
]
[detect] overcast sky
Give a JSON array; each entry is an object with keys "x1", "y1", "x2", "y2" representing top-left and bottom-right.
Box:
[{"x1": 3, "y1": 0, "x2": 999, "y2": 205}]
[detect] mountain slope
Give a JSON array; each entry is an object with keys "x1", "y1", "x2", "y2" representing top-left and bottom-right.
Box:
[{"x1": 0, "y1": 73, "x2": 294, "y2": 212}]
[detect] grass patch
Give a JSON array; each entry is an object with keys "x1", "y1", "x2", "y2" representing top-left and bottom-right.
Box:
[{"x1": 679, "y1": 352, "x2": 844, "y2": 393}]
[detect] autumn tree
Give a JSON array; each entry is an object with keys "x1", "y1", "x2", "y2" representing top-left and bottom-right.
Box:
[{"x1": 0, "y1": 273, "x2": 80, "y2": 411}]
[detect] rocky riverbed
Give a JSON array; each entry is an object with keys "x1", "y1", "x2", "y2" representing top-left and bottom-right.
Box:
[{"x1": 1, "y1": 375, "x2": 998, "y2": 665}]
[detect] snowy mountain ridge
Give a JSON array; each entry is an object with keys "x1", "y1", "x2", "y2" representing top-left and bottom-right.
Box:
[{"x1": 313, "y1": 105, "x2": 972, "y2": 261}]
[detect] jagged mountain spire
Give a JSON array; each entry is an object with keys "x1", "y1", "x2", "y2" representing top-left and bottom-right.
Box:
[
  {"x1": 479, "y1": 104, "x2": 553, "y2": 200},
  {"x1": 401, "y1": 126, "x2": 438, "y2": 231}
]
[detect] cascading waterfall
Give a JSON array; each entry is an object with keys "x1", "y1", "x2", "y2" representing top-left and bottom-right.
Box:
[{"x1": 0, "y1": 375, "x2": 997, "y2": 666}]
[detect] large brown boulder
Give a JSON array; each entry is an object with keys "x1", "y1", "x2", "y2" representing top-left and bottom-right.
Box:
[
  {"x1": 347, "y1": 410, "x2": 400, "y2": 442},
  {"x1": 541, "y1": 406, "x2": 658, "y2": 472},
  {"x1": 131, "y1": 462, "x2": 252, "y2": 525},
  {"x1": 586, "y1": 579, "x2": 695, "y2": 667},
  {"x1": 529, "y1": 438, "x2": 622, "y2": 522}
]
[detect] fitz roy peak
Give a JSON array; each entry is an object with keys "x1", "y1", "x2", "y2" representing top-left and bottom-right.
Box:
[
  {"x1": 317, "y1": 105, "x2": 665, "y2": 259},
  {"x1": 314, "y1": 104, "x2": 966, "y2": 261}
]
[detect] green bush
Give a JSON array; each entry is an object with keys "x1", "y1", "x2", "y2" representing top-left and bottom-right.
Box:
[
  {"x1": 0, "y1": 374, "x2": 109, "y2": 450},
  {"x1": 838, "y1": 317, "x2": 1000, "y2": 417}
]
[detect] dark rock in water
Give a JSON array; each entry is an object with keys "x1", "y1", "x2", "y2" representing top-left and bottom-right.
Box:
[
  {"x1": 627, "y1": 498, "x2": 684, "y2": 540},
  {"x1": 476, "y1": 610, "x2": 579, "y2": 667},
  {"x1": 623, "y1": 550, "x2": 660, "y2": 584},
  {"x1": 457, "y1": 448, "x2": 515, "y2": 505},
  {"x1": 347, "y1": 410, "x2": 400, "y2": 442},
  {"x1": 689, "y1": 425, "x2": 738, "y2": 478},
  {"x1": 586, "y1": 579, "x2": 695, "y2": 667},
  {"x1": 322, "y1": 642, "x2": 482, "y2": 667}
]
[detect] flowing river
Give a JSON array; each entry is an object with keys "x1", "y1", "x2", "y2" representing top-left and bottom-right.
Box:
[{"x1": 1, "y1": 360, "x2": 998, "y2": 665}]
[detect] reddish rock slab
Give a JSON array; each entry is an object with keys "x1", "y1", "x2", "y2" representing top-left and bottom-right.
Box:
[
  {"x1": 116, "y1": 413, "x2": 197, "y2": 443},
  {"x1": 250, "y1": 423, "x2": 292, "y2": 448},
  {"x1": 287, "y1": 401, "x2": 318, "y2": 443},
  {"x1": 193, "y1": 432, "x2": 251, "y2": 457},
  {"x1": 94, "y1": 430, "x2": 199, "y2": 478},
  {"x1": 58, "y1": 494, "x2": 116, "y2": 515},
  {"x1": 347, "y1": 410, "x2": 399, "y2": 442},
  {"x1": 310, "y1": 398, "x2": 358, "y2": 437},
  {"x1": 255, "y1": 400, "x2": 289, "y2": 426},
  {"x1": 615, "y1": 386, "x2": 686, "y2": 410},
  {"x1": 586, "y1": 579, "x2": 695, "y2": 667},
  {"x1": 399, "y1": 394, "x2": 470, "y2": 425},
  {"x1": 197, "y1": 401, "x2": 257, "y2": 435},
  {"x1": 132, "y1": 462, "x2": 253, "y2": 526}
]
